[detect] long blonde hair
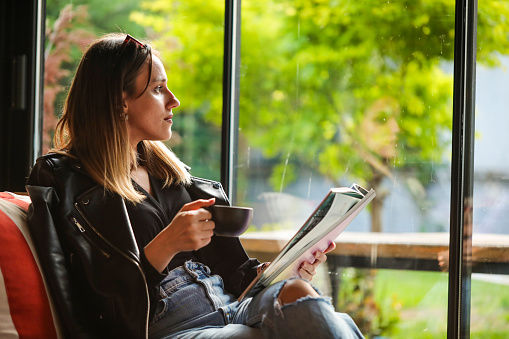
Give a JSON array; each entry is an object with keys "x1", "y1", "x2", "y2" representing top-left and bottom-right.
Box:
[{"x1": 52, "y1": 33, "x2": 190, "y2": 202}]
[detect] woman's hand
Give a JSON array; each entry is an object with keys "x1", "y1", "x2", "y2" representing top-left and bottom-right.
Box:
[
  {"x1": 298, "y1": 242, "x2": 336, "y2": 281},
  {"x1": 144, "y1": 198, "x2": 216, "y2": 273}
]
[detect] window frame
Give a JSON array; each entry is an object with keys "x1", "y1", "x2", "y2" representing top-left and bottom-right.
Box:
[
  {"x1": 4, "y1": 0, "x2": 478, "y2": 336},
  {"x1": 447, "y1": 0, "x2": 477, "y2": 337},
  {"x1": 222, "y1": 0, "x2": 478, "y2": 337}
]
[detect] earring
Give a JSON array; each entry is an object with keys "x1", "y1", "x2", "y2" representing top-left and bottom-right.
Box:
[{"x1": 120, "y1": 113, "x2": 128, "y2": 121}]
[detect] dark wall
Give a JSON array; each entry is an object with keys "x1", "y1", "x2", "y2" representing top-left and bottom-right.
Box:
[{"x1": 0, "y1": 0, "x2": 45, "y2": 191}]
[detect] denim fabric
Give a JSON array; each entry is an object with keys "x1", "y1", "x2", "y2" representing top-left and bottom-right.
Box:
[
  {"x1": 149, "y1": 261, "x2": 364, "y2": 339},
  {"x1": 149, "y1": 261, "x2": 233, "y2": 338},
  {"x1": 233, "y1": 278, "x2": 365, "y2": 339}
]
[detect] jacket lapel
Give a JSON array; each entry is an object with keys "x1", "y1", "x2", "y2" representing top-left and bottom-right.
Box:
[{"x1": 75, "y1": 185, "x2": 140, "y2": 262}]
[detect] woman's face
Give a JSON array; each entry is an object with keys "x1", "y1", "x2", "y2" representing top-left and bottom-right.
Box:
[
  {"x1": 124, "y1": 55, "x2": 180, "y2": 149},
  {"x1": 360, "y1": 97, "x2": 400, "y2": 159}
]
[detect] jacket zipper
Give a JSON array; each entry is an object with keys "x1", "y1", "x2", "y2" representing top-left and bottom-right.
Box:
[
  {"x1": 71, "y1": 217, "x2": 111, "y2": 259},
  {"x1": 74, "y1": 203, "x2": 151, "y2": 339}
]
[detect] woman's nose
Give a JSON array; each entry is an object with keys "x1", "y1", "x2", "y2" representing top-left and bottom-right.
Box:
[{"x1": 167, "y1": 90, "x2": 180, "y2": 109}]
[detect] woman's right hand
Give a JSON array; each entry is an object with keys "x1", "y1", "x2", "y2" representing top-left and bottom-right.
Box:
[{"x1": 143, "y1": 198, "x2": 216, "y2": 273}]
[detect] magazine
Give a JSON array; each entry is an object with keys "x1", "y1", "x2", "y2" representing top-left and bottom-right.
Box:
[{"x1": 238, "y1": 184, "x2": 376, "y2": 301}]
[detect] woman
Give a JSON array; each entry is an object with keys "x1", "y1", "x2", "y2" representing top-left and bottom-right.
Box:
[{"x1": 26, "y1": 33, "x2": 364, "y2": 338}]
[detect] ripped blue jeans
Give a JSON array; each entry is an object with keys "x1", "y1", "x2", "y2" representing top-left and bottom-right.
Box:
[{"x1": 149, "y1": 261, "x2": 364, "y2": 339}]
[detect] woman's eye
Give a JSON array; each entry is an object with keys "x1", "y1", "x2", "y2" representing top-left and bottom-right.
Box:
[{"x1": 155, "y1": 86, "x2": 163, "y2": 93}]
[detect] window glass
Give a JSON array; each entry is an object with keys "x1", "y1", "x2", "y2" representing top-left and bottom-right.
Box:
[
  {"x1": 44, "y1": 0, "x2": 223, "y2": 179},
  {"x1": 237, "y1": 1, "x2": 455, "y2": 337},
  {"x1": 42, "y1": 1, "x2": 509, "y2": 337},
  {"x1": 471, "y1": 1, "x2": 509, "y2": 336}
]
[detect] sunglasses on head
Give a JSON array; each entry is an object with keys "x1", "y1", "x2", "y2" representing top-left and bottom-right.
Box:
[{"x1": 112, "y1": 34, "x2": 147, "y2": 67}]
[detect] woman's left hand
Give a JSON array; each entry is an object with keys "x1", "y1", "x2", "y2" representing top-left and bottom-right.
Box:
[{"x1": 298, "y1": 242, "x2": 336, "y2": 281}]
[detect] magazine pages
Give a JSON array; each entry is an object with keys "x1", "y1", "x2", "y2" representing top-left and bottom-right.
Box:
[{"x1": 238, "y1": 184, "x2": 376, "y2": 301}]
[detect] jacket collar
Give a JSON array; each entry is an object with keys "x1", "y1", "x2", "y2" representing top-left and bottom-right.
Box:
[
  {"x1": 62, "y1": 155, "x2": 141, "y2": 262},
  {"x1": 74, "y1": 184, "x2": 141, "y2": 262}
]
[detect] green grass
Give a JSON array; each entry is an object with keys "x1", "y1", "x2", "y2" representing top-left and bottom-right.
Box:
[{"x1": 371, "y1": 270, "x2": 509, "y2": 338}]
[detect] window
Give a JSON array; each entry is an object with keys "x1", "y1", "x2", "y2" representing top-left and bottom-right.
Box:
[
  {"x1": 43, "y1": 0, "x2": 224, "y2": 179},
  {"x1": 471, "y1": 1, "x2": 509, "y2": 335},
  {"x1": 37, "y1": 0, "x2": 509, "y2": 337},
  {"x1": 237, "y1": 1, "x2": 455, "y2": 336}
]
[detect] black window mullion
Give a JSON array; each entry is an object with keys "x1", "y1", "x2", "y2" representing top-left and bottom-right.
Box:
[
  {"x1": 448, "y1": 0, "x2": 477, "y2": 338},
  {"x1": 0, "y1": 0, "x2": 45, "y2": 191},
  {"x1": 221, "y1": 0, "x2": 241, "y2": 203}
]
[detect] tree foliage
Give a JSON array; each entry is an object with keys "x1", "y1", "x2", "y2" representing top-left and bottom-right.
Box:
[
  {"x1": 43, "y1": 4, "x2": 95, "y2": 153},
  {"x1": 44, "y1": 0, "x2": 147, "y2": 153},
  {"x1": 133, "y1": 0, "x2": 509, "y2": 231},
  {"x1": 45, "y1": 0, "x2": 509, "y2": 231},
  {"x1": 130, "y1": 1, "x2": 226, "y2": 179}
]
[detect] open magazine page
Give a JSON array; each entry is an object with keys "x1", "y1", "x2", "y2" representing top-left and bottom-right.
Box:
[
  {"x1": 264, "y1": 188, "x2": 376, "y2": 284},
  {"x1": 275, "y1": 187, "x2": 363, "y2": 260},
  {"x1": 238, "y1": 184, "x2": 375, "y2": 301},
  {"x1": 260, "y1": 188, "x2": 362, "y2": 282}
]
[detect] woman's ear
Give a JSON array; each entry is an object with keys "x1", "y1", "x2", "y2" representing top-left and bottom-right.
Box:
[{"x1": 122, "y1": 92, "x2": 129, "y2": 113}]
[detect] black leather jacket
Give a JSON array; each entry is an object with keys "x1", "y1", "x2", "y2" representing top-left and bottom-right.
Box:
[{"x1": 26, "y1": 153, "x2": 259, "y2": 338}]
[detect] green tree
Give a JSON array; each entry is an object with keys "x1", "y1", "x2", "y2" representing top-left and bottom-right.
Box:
[
  {"x1": 44, "y1": 0, "x2": 147, "y2": 152},
  {"x1": 130, "y1": 1, "x2": 226, "y2": 179},
  {"x1": 133, "y1": 0, "x2": 509, "y2": 231},
  {"x1": 46, "y1": 0, "x2": 146, "y2": 37},
  {"x1": 43, "y1": 4, "x2": 94, "y2": 153}
]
